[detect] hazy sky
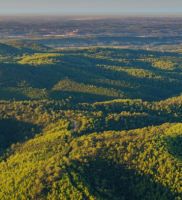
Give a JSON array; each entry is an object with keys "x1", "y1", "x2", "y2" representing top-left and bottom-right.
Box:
[{"x1": 1, "y1": 0, "x2": 182, "y2": 14}]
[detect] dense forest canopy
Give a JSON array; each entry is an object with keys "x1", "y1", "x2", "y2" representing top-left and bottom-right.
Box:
[
  {"x1": 1, "y1": 19, "x2": 182, "y2": 199},
  {"x1": 1, "y1": 43, "x2": 182, "y2": 102}
]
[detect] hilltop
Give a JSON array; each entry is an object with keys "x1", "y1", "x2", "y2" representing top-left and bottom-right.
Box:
[{"x1": 1, "y1": 42, "x2": 182, "y2": 199}]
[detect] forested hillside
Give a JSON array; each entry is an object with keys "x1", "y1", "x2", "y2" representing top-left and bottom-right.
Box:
[
  {"x1": 1, "y1": 42, "x2": 182, "y2": 199},
  {"x1": 1, "y1": 45, "x2": 182, "y2": 102}
]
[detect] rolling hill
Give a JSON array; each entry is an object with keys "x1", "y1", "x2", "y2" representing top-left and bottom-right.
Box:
[{"x1": 1, "y1": 42, "x2": 182, "y2": 199}]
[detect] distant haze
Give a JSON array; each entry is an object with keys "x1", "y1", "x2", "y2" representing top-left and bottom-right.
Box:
[
  {"x1": 0, "y1": 0, "x2": 182, "y2": 14},
  {"x1": 0, "y1": 14, "x2": 182, "y2": 22}
]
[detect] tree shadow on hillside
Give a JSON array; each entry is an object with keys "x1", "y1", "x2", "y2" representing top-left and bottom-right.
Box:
[
  {"x1": 68, "y1": 156, "x2": 177, "y2": 200},
  {"x1": 71, "y1": 77, "x2": 173, "y2": 101},
  {"x1": 63, "y1": 55, "x2": 180, "y2": 98},
  {"x1": 0, "y1": 62, "x2": 65, "y2": 89},
  {"x1": 163, "y1": 134, "x2": 182, "y2": 162},
  {"x1": 50, "y1": 85, "x2": 168, "y2": 104},
  {"x1": 50, "y1": 90, "x2": 117, "y2": 103},
  {"x1": 1, "y1": 51, "x2": 182, "y2": 103},
  {"x1": 0, "y1": 118, "x2": 41, "y2": 159},
  {"x1": 0, "y1": 88, "x2": 32, "y2": 101},
  {"x1": 2, "y1": 55, "x2": 181, "y2": 102}
]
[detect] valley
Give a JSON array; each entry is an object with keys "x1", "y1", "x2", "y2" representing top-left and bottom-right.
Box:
[{"x1": 1, "y1": 15, "x2": 182, "y2": 199}]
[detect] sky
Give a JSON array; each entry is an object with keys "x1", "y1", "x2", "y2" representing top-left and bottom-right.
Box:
[{"x1": 1, "y1": 0, "x2": 182, "y2": 14}]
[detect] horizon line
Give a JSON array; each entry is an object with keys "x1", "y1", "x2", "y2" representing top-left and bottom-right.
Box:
[{"x1": 0, "y1": 12, "x2": 182, "y2": 15}]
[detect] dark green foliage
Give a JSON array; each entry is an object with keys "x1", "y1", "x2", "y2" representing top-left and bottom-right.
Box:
[
  {"x1": 0, "y1": 42, "x2": 23, "y2": 56},
  {"x1": 1, "y1": 46, "x2": 182, "y2": 103},
  {"x1": 7, "y1": 41, "x2": 51, "y2": 51},
  {"x1": 1, "y1": 44, "x2": 182, "y2": 199}
]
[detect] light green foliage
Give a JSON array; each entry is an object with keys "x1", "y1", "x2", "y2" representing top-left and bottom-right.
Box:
[
  {"x1": 53, "y1": 79, "x2": 119, "y2": 98},
  {"x1": 1, "y1": 46, "x2": 182, "y2": 102},
  {"x1": 17, "y1": 53, "x2": 61, "y2": 65},
  {"x1": 1, "y1": 44, "x2": 182, "y2": 199}
]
